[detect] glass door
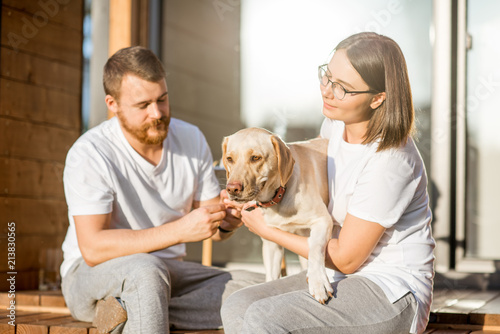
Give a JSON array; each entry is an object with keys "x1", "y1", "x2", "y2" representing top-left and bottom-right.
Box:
[{"x1": 460, "y1": 0, "x2": 500, "y2": 262}]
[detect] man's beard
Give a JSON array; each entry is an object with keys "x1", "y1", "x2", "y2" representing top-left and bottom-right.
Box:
[{"x1": 117, "y1": 112, "x2": 170, "y2": 145}]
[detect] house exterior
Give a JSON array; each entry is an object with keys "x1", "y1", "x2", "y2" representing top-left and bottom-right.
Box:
[{"x1": 1, "y1": 0, "x2": 499, "y2": 291}]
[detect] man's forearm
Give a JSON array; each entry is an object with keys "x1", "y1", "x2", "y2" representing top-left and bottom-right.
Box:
[
  {"x1": 79, "y1": 221, "x2": 185, "y2": 266},
  {"x1": 77, "y1": 204, "x2": 225, "y2": 266}
]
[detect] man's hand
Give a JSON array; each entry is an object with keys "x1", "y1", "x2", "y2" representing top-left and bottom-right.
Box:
[
  {"x1": 219, "y1": 189, "x2": 244, "y2": 232},
  {"x1": 178, "y1": 203, "x2": 226, "y2": 243}
]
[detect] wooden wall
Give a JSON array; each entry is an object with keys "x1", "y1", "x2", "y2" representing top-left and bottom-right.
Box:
[
  {"x1": 0, "y1": 0, "x2": 83, "y2": 291},
  {"x1": 162, "y1": 0, "x2": 243, "y2": 161}
]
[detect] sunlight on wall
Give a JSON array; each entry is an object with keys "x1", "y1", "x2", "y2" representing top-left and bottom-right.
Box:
[{"x1": 240, "y1": 0, "x2": 432, "y2": 140}]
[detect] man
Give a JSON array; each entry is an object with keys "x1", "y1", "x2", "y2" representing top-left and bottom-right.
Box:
[{"x1": 60, "y1": 46, "x2": 262, "y2": 333}]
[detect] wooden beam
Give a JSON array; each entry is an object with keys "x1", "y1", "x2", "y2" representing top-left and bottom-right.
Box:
[
  {"x1": 108, "y1": 0, "x2": 133, "y2": 57},
  {"x1": 202, "y1": 239, "x2": 213, "y2": 267},
  {"x1": 108, "y1": 0, "x2": 132, "y2": 119}
]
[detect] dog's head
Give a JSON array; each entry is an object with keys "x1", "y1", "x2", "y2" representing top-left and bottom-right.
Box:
[{"x1": 222, "y1": 128, "x2": 295, "y2": 203}]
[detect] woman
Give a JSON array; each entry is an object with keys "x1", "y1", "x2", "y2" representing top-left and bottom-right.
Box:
[{"x1": 221, "y1": 32, "x2": 435, "y2": 334}]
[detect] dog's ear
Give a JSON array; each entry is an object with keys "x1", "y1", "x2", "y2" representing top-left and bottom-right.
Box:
[
  {"x1": 271, "y1": 135, "x2": 295, "y2": 187},
  {"x1": 221, "y1": 136, "x2": 230, "y2": 179}
]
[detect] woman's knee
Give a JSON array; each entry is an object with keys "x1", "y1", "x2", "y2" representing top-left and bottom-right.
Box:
[
  {"x1": 239, "y1": 298, "x2": 281, "y2": 333},
  {"x1": 221, "y1": 285, "x2": 262, "y2": 324},
  {"x1": 222, "y1": 290, "x2": 275, "y2": 334},
  {"x1": 221, "y1": 288, "x2": 244, "y2": 320},
  {"x1": 222, "y1": 279, "x2": 289, "y2": 324}
]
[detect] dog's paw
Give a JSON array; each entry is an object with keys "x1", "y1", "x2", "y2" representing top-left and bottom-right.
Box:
[{"x1": 307, "y1": 273, "x2": 334, "y2": 304}]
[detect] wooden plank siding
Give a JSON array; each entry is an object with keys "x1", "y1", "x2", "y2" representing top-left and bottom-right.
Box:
[
  {"x1": 0, "y1": 0, "x2": 83, "y2": 291},
  {"x1": 162, "y1": 0, "x2": 243, "y2": 162},
  {"x1": 1, "y1": 4, "x2": 82, "y2": 66}
]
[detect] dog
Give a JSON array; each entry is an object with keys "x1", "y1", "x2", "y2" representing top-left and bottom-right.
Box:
[{"x1": 222, "y1": 127, "x2": 333, "y2": 304}]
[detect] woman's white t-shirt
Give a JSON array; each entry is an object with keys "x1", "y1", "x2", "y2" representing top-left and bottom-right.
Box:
[
  {"x1": 320, "y1": 118, "x2": 435, "y2": 334},
  {"x1": 60, "y1": 117, "x2": 221, "y2": 278}
]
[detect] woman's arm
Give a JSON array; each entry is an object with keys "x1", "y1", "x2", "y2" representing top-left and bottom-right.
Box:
[
  {"x1": 239, "y1": 208, "x2": 385, "y2": 274},
  {"x1": 325, "y1": 213, "x2": 385, "y2": 274}
]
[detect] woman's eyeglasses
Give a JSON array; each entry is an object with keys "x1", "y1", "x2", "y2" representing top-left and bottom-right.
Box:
[{"x1": 318, "y1": 64, "x2": 377, "y2": 100}]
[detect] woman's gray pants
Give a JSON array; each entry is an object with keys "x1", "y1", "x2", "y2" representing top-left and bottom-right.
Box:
[{"x1": 221, "y1": 271, "x2": 417, "y2": 334}]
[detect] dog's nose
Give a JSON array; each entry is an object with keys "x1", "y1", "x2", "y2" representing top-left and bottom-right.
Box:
[{"x1": 226, "y1": 182, "x2": 243, "y2": 196}]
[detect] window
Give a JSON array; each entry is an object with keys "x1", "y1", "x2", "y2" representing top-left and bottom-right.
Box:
[{"x1": 453, "y1": 0, "x2": 500, "y2": 274}]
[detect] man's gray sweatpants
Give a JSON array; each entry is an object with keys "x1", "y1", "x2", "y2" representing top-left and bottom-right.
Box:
[
  {"x1": 221, "y1": 271, "x2": 417, "y2": 334},
  {"x1": 61, "y1": 253, "x2": 264, "y2": 333}
]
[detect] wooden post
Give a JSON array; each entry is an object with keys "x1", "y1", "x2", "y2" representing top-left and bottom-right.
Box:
[
  {"x1": 202, "y1": 239, "x2": 213, "y2": 267},
  {"x1": 280, "y1": 257, "x2": 287, "y2": 277},
  {"x1": 108, "y1": 0, "x2": 133, "y2": 57},
  {"x1": 107, "y1": 0, "x2": 133, "y2": 119}
]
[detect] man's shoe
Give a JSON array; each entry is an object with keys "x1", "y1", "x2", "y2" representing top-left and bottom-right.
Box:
[{"x1": 93, "y1": 296, "x2": 127, "y2": 333}]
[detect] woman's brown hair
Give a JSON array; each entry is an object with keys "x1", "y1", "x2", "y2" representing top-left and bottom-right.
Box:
[{"x1": 335, "y1": 32, "x2": 415, "y2": 151}]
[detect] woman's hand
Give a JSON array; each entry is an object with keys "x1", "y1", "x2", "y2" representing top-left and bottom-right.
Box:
[
  {"x1": 238, "y1": 204, "x2": 311, "y2": 261},
  {"x1": 240, "y1": 205, "x2": 274, "y2": 239},
  {"x1": 222, "y1": 190, "x2": 272, "y2": 238}
]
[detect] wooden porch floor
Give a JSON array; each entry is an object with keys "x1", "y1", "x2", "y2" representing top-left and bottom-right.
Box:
[{"x1": 1, "y1": 289, "x2": 500, "y2": 333}]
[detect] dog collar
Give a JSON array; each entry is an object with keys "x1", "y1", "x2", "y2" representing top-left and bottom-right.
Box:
[
  {"x1": 244, "y1": 186, "x2": 287, "y2": 212},
  {"x1": 257, "y1": 185, "x2": 286, "y2": 208}
]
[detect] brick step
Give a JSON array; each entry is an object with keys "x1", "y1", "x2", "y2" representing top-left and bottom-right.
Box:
[
  {"x1": 0, "y1": 308, "x2": 223, "y2": 334},
  {"x1": 2, "y1": 289, "x2": 500, "y2": 333},
  {"x1": 0, "y1": 290, "x2": 223, "y2": 333}
]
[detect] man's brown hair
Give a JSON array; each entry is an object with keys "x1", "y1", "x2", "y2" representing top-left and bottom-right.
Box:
[
  {"x1": 335, "y1": 32, "x2": 415, "y2": 151},
  {"x1": 103, "y1": 46, "x2": 166, "y2": 101}
]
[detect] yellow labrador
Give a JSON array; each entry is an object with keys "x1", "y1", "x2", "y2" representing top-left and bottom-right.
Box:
[{"x1": 222, "y1": 127, "x2": 333, "y2": 304}]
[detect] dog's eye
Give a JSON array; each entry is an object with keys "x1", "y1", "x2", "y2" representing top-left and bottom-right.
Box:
[
  {"x1": 226, "y1": 156, "x2": 233, "y2": 163},
  {"x1": 251, "y1": 156, "x2": 262, "y2": 162}
]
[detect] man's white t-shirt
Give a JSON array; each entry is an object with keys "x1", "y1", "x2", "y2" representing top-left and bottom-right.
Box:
[
  {"x1": 61, "y1": 117, "x2": 221, "y2": 278},
  {"x1": 320, "y1": 119, "x2": 435, "y2": 334}
]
